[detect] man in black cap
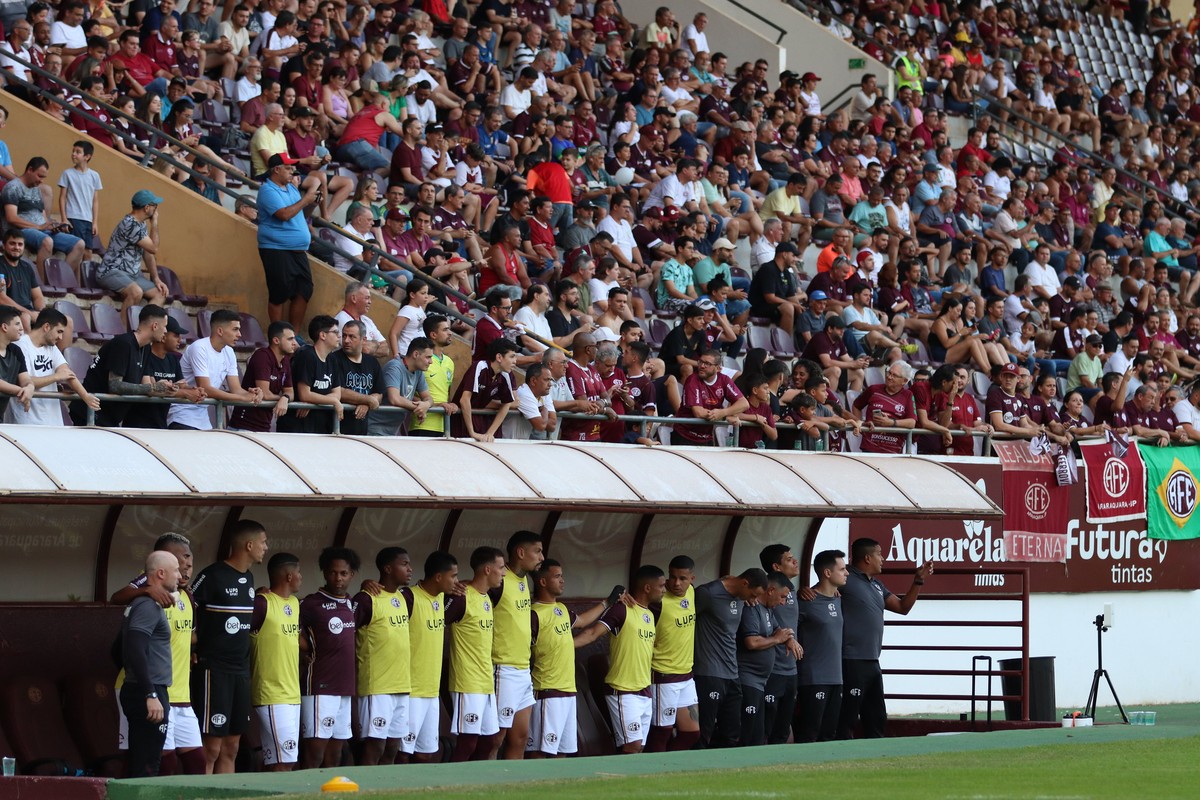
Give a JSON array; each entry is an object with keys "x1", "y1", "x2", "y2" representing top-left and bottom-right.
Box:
[
  {"x1": 559, "y1": 199, "x2": 599, "y2": 252},
  {"x1": 1066, "y1": 333, "x2": 1105, "y2": 402},
  {"x1": 125, "y1": 312, "x2": 206, "y2": 429},
  {"x1": 256, "y1": 153, "x2": 319, "y2": 331},
  {"x1": 749, "y1": 241, "x2": 805, "y2": 338}
]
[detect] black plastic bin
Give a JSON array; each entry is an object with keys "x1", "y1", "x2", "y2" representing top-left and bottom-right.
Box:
[{"x1": 999, "y1": 656, "x2": 1057, "y2": 721}]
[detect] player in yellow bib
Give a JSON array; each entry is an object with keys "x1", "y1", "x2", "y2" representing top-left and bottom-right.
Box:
[
  {"x1": 403, "y1": 550, "x2": 458, "y2": 762},
  {"x1": 110, "y1": 532, "x2": 205, "y2": 775},
  {"x1": 352, "y1": 547, "x2": 413, "y2": 765},
  {"x1": 249, "y1": 552, "x2": 302, "y2": 771},
  {"x1": 490, "y1": 530, "x2": 543, "y2": 760},
  {"x1": 574, "y1": 564, "x2": 666, "y2": 754},
  {"x1": 526, "y1": 559, "x2": 621, "y2": 757},
  {"x1": 646, "y1": 554, "x2": 700, "y2": 753},
  {"x1": 445, "y1": 546, "x2": 505, "y2": 761}
]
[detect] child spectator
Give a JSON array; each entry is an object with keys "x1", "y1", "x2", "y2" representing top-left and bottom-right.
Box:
[
  {"x1": 56, "y1": 140, "x2": 102, "y2": 252},
  {"x1": 738, "y1": 373, "x2": 777, "y2": 449}
]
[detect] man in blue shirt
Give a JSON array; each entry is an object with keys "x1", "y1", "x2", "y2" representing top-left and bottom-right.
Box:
[{"x1": 257, "y1": 153, "x2": 318, "y2": 332}]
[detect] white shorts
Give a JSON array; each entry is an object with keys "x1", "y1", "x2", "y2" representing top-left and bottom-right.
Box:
[
  {"x1": 356, "y1": 694, "x2": 409, "y2": 740},
  {"x1": 300, "y1": 695, "x2": 352, "y2": 740},
  {"x1": 652, "y1": 679, "x2": 699, "y2": 727},
  {"x1": 495, "y1": 665, "x2": 535, "y2": 729},
  {"x1": 118, "y1": 702, "x2": 202, "y2": 750},
  {"x1": 164, "y1": 704, "x2": 203, "y2": 750},
  {"x1": 606, "y1": 693, "x2": 652, "y2": 747},
  {"x1": 451, "y1": 692, "x2": 499, "y2": 736},
  {"x1": 255, "y1": 704, "x2": 301, "y2": 766},
  {"x1": 526, "y1": 695, "x2": 578, "y2": 755},
  {"x1": 405, "y1": 696, "x2": 442, "y2": 755}
]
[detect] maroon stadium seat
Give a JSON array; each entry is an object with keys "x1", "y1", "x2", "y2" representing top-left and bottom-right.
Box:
[
  {"x1": 61, "y1": 676, "x2": 123, "y2": 778},
  {"x1": 0, "y1": 676, "x2": 88, "y2": 775},
  {"x1": 770, "y1": 325, "x2": 796, "y2": 359},
  {"x1": 43, "y1": 258, "x2": 103, "y2": 300},
  {"x1": 64, "y1": 345, "x2": 93, "y2": 381},
  {"x1": 125, "y1": 305, "x2": 143, "y2": 331},
  {"x1": 748, "y1": 324, "x2": 774, "y2": 355},
  {"x1": 78, "y1": 261, "x2": 112, "y2": 299},
  {"x1": 196, "y1": 308, "x2": 213, "y2": 338},
  {"x1": 648, "y1": 318, "x2": 670, "y2": 349},
  {"x1": 89, "y1": 303, "x2": 125, "y2": 341},
  {"x1": 168, "y1": 307, "x2": 197, "y2": 342},
  {"x1": 54, "y1": 301, "x2": 99, "y2": 344},
  {"x1": 237, "y1": 313, "x2": 268, "y2": 352},
  {"x1": 158, "y1": 266, "x2": 208, "y2": 307}
]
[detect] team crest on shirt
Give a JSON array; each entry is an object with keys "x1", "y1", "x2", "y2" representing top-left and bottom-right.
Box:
[
  {"x1": 321, "y1": 716, "x2": 335, "y2": 729},
  {"x1": 238, "y1": 577, "x2": 247, "y2": 584},
  {"x1": 544, "y1": 732, "x2": 558, "y2": 744},
  {"x1": 828, "y1": 603, "x2": 838, "y2": 617},
  {"x1": 372, "y1": 717, "x2": 387, "y2": 729},
  {"x1": 177, "y1": 597, "x2": 186, "y2": 611},
  {"x1": 729, "y1": 601, "x2": 738, "y2": 614},
  {"x1": 501, "y1": 707, "x2": 514, "y2": 719},
  {"x1": 464, "y1": 713, "x2": 480, "y2": 724},
  {"x1": 328, "y1": 618, "x2": 345, "y2": 634},
  {"x1": 282, "y1": 739, "x2": 297, "y2": 752},
  {"x1": 283, "y1": 604, "x2": 293, "y2": 616},
  {"x1": 642, "y1": 613, "x2": 651, "y2": 624},
  {"x1": 553, "y1": 607, "x2": 564, "y2": 616},
  {"x1": 626, "y1": 721, "x2": 641, "y2": 733},
  {"x1": 211, "y1": 714, "x2": 227, "y2": 726},
  {"x1": 483, "y1": 601, "x2": 491, "y2": 612},
  {"x1": 391, "y1": 597, "x2": 402, "y2": 608},
  {"x1": 518, "y1": 581, "x2": 526, "y2": 592},
  {"x1": 432, "y1": 600, "x2": 440, "y2": 611},
  {"x1": 249, "y1": 587, "x2": 255, "y2": 599},
  {"x1": 680, "y1": 599, "x2": 689, "y2": 609}
]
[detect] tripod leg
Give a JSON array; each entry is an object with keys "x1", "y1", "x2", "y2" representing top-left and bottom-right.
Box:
[
  {"x1": 1102, "y1": 671, "x2": 1129, "y2": 724},
  {"x1": 1084, "y1": 670, "x2": 1103, "y2": 719}
]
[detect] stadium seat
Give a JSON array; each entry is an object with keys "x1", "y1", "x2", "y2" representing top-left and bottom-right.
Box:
[
  {"x1": 54, "y1": 300, "x2": 101, "y2": 344},
  {"x1": 196, "y1": 308, "x2": 213, "y2": 338},
  {"x1": 168, "y1": 307, "x2": 197, "y2": 342},
  {"x1": 648, "y1": 318, "x2": 670, "y2": 349},
  {"x1": 748, "y1": 324, "x2": 774, "y2": 354},
  {"x1": 126, "y1": 305, "x2": 143, "y2": 331},
  {"x1": 89, "y1": 303, "x2": 125, "y2": 341},
  {"x1": 61, "y1": 676, "x2": 123, "y2": 778},
  {"x1": 43, "y1": 258, "x2": 103, "y2": 300},
  {"x1": 64, "y1": 346, "x2": 93, "y2": 381},
  {"x1": 158, "y1": 266, "x2": 208, "y2": 307},
  {"x1": 237, "y1": 312, "x2": 268, "y2": 352},
  {"x1": 0, "y1": 676, "x2": 89, "y2": 776},
  {"x1": 78, "y1": 261, "x2": 111, "y2": 298},
  {"x1": 770, "y1": 326, "x2": 796, "y2": 359}
]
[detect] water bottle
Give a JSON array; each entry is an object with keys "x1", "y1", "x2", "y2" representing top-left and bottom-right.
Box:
[{"x1": 0, "y1": 273, "x2": 7, "y2": 294}]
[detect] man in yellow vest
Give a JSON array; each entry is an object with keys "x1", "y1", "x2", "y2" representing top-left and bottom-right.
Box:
[
  {"x1": 110, "y1": 533, "x2": 205, "y2": 775},
  {"x1": 445, "y1": 546, "x2": 506, "y2": 761},
  {"x1": 895, "y1": 42, "x2": 925, "y2": 97},
  {"x1": 645, "y1": 554, "x2": 699, "y2": 753},
  {"x1": 526, "y1": 559, "x2": 623, "y2": 758},
  {"x1": 489, "y1": 531, "x2": 543, "y2": 760},
  {"x1": 352, "y1": 547, "x2": 413, "y2": 765},
  {"x1": 249, "y1": 552, "x2": 302, "y2": 771},
  {"x1": 574, "y1": 564, "x2": 666, "y2": 754},
  {"x1": 402, "y1": 551, "x2": 459, "y2": 762}
]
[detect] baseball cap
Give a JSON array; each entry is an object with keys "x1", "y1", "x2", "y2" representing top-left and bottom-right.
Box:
[
  {"x1": 131, "y1": 189, "x2": 163, "y2": 207},
  {"x1": 267, "y1": 153, "x2": 298, "y2": 169},
  {"x1": 385, "y1": 208, "x2": 408, "y2": 222},
  {"x1": 712, "y1": 237, "x2": 736, "y2": 251},
  {"x1": 594, "y1": 326, "x2": 620, "y2": 342},
  {"x1": 423, "y1": 247, "x2": 447, "y2": 262},
  {"x1": 165, "y1": 315, "x2": 187, "y2": 336},
  {"x1": 1063, "y1": 276, "x2": 1082, "y2": 289},
  {"x1": 809, "y1": 290, "x2": 829, "y2": 301},
  {"x1": 922, "y1": 163, "x2": 940, "y2": 173},
  {"x1": 856, "y1": 250, "x2": 875, "y2": 266},
  {"x1": 643, "y1": 207, "x2": 663, "y2": 219},
  {"x1": 577, "y1": 199, "x2": 597, "y2": 210},
  {"x1": 776, "y1": 241, "x2": 799, "y2": 255},
  {"x1": 661, "y1": 206, "x2": 682, "y2": 222},
  {"x1": 1038, "y1": 200, "x2": 1055, "y2": 210},
  {"x1": 1000, "y1": 363, "x2": 1020, "y2": 376},
  {"x1": 291, "y1": 106, "x2": 317, "y2": 117},
  {"x1": 1086, "y1": 334, "x2": 1103, "y2": 346},
  {"x1": 695, "y1": 298, "x2": 717, "y2": 311},
  {"x1": 732, "y1": 120, "x2": 754, "y2": 132},
  {"x1": 802, "y1": 72, "x2": 821, "y2": 82}
]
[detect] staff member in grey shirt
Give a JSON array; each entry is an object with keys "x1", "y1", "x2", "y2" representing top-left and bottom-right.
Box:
[
  {"x1": 760, "y1": 544, "x2": 802, "y2": 744},
  {"x1": 693, "y1": 569, "x2": 768, "y2": 748},
  {"x1": 796, "y1": 549, "x2": 849, "y2": 742},
  {"x1": 119, "y1": 550, "x2": 181, "y2": 777},
  {"x1": 737, "y1": 572, "x2": 799, "y2": 746},
  {"x1": 837, "y1": 538, "x2": 933, "y2": 739}
]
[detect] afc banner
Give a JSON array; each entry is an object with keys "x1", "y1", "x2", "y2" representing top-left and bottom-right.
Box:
[
  {"x1": 1079, "y1": 440, "x2": 1146, "y2": 524},
  {"x1": 992, "y1": 441, "x2": 1069, "y2": 564},
  {"x1": 1140, "y1": 444, "x2": 1200, "y2": 541}
]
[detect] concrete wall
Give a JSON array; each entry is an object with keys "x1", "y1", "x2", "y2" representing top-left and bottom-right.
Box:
[{"x1": 628, "y1": 0, "x2": 893, "y2": 101}]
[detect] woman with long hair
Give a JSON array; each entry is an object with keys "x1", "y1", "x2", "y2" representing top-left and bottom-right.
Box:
[{"x1": 929, "y1": 296, "x2": 1005, "y2": 372}]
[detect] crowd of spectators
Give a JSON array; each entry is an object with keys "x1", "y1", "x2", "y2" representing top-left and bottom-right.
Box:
[{"x1": 7, "y1": 0, "x2": 1200, "y2": 452}]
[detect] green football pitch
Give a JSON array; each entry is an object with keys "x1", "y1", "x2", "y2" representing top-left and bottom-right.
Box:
[{"x1": 105, "y1": 705, "x2": 1200, "y2": 800}]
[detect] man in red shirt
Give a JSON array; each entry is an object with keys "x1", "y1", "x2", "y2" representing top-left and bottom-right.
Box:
[
  {"x1": 143, "y1": 16, "x2": 182, "y2": 79},
  {"x1": 852, "y1": 361, "x2": 917, "y2": 453},
  {"x1": 526, "y1": 150, "x2": 578, "y2": 232},
  {"x1": 526, "y1": 196, "x2": 562, "y2": 283},
  {"x1": 560, "y1": 332, "x2": 608, "y2": 442},
  {"x1": 106, "y1": 30, "x2": 171, "y2": 97},
  {"x1": 673, "y1": 348, "x2": 748, "y2": 446}
]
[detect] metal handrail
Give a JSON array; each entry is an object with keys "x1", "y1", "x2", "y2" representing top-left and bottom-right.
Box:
[{"x1": 0, "y1": 47, "x2": 256, "y2": 201}]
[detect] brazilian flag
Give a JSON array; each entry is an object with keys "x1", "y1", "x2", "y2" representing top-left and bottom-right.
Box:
[{"x1": 1140, "y1": 444, "x2": 1200, "y2": 540}]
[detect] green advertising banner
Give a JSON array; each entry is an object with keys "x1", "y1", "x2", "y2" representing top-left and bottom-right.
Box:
[{"x1": 1140, "y1": 444, "x2": 1200, "y2": 540}]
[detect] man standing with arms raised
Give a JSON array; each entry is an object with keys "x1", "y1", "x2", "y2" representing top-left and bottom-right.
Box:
[
  {"x1": 693, "y1": 568, "x2": 769, "y2": 748},
  {"x1": 353, "y1": 547, "x2": 413, "y2": 765},
  {"x1": 119, "y1": 550, "x2": 181, "y2": 778},
  {"x1": 445, "y1": 547, "x2": 506, "y2": 762},
  {"x1": 646, "y1": 555, "x2": 700, "y2": 753},
  {"x1": 249, "y1": 552, "x2": 303, "y2": 771},
  {"x1": 190, "y1": 519, "x2": 269, "y2": 773},
  {"x1": 837, "y1": 538, "x2": 933, "y2": 739},
  {"x1": 490, "y1": 531, "x2": 543, "y2": 760}
]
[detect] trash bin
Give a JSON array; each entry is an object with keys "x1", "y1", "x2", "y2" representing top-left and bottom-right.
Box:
[{"x1": 999, "y1": 656, "x2": 1057, "y2": 721}]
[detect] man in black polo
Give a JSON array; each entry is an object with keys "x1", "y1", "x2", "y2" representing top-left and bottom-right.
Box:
[{"x1": 836, "y1": 537, "x2": 933, "y2": 739}]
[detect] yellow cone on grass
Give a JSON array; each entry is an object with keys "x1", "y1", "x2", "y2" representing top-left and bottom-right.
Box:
[{"x1": 322, "y1": 775, "x2": 359, "y2": 792}]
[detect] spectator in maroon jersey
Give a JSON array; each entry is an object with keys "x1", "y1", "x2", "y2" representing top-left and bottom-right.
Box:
[
  {"x1": 560, "y1": 331, "x2": 610, "y2": 442},
  {"x1": 673, "y1": 347, "x2": 748, "y2": 446},
  {"x1": 801, "y1": 316, "x2": 868, "y2": 392},
  {"x1": 985, "y1": 362, "x2": 1038, "y2": 437},
  {"x1": 461, "y1": 337, "x2": 519, "y2": 442},
  {"x1": 852, "y1": 360, "x2": 917, "y2": 454},
  {"x1": 228, "y1": 320, "x2": 297, "y2": 432}
]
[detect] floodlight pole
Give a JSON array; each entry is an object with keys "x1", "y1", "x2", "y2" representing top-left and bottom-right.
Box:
[{"x1": 1083, "y1": 614, "x2": 1128, "y2": 724}]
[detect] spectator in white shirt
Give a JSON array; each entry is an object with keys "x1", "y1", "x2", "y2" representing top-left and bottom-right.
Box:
[
  {"x1": 502, "y1": 361, "x2": 557, "y2": 439},
  {"x1": 682, "y1": 13, "x2": 709, "y2": 56},
  {"x1": 166, "y1": 309, "x2": 263, "y2": 430}
]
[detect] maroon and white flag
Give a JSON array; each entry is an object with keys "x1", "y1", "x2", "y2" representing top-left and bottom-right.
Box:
[
  {"x1": 993, "y1": 441, "x2": 1070, "y2": 563},
  {"x1": 1079, "y1": 439, "x2": 1147, "y2": 524}
]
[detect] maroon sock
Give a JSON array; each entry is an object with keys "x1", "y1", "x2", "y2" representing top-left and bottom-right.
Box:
[
  {"x1": 178, "y1": 748, "x2": 207, "y2": 775},
  {"x1": 451, "y1": 733, "x2": 478, "y2": 762},
  {"x1": 472, "y1": 733, "x2": 496, "y2": 761},
  {"x1": 157, "y1": 751, "x2": 178, "y2": 776},
  {"x1": 668, "y1": 730, "x2": 700, "y2": 751},
  {"x1": 645, "y1": 726, "x2": 673, "y2": 753}
]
